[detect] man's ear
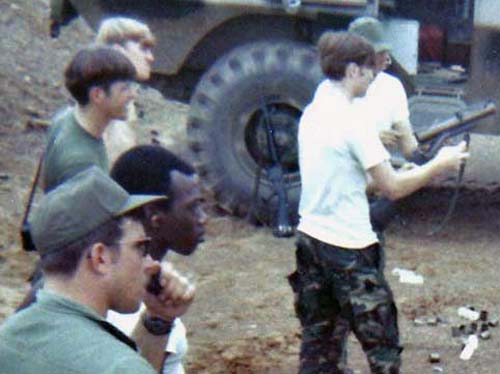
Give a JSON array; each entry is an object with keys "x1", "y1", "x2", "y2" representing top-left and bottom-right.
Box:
[
  {"x1": 112, "y1": 43, "x2": 127, "y2": 55},
  {"x1": 87, "y1": 243, "x2": 115, "y2": 274},
  {"x1": 88, "y1": 86, "x2": 106, "y2": 104},
  {"x1": 144, "y1": 204, "x2": 165, "y2": 229}
]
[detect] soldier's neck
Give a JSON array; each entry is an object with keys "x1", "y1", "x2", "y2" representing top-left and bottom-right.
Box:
[{"x1": 74, "y1": 106, "x2": 109, "y2": 139}]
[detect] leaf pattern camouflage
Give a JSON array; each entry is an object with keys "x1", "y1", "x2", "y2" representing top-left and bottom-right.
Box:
[{"x1": 288, "y1": 233, "x2": 402, "y2": 374}]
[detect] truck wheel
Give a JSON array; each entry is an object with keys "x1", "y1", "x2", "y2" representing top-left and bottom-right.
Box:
[{"x1": 187, "y1": 41, "x2": 323, "y2": 224}]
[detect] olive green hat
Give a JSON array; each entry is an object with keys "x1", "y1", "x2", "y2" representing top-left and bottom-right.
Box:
[
  {"x1": 348, "y1": 16, "x2": 391, "y2": 53},
  {"x1": 31, "y1": 166, "x2": 166, "y2": 255}
]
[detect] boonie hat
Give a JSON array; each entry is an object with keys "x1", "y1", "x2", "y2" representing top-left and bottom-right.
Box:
[
  {"x1": 348, "y1": 16, "x2": 391, "y2": 53},
  {"x1": 31, "y1": 166, "x2": 166, "y2": 255}
]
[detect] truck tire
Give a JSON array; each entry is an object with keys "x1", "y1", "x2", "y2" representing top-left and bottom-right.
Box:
[{"x1": 187, "y1": 40, "x2": 323, "y2": 225}]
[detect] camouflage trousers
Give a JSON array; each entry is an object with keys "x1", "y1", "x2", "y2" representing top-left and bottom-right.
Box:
[{"x1": 288, "y1": 233, "x2": 402, "y2": 374}]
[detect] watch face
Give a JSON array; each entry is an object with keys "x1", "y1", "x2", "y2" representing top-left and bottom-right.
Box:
[{"x1": 143, "y1": 316, "x2": 174, "y2": 336}]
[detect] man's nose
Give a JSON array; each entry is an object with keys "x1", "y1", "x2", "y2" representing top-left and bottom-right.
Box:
[
  {"x1": 199, "y1": 208, "x2": 208, "y2": 225},
  {"x1": 147, "y1": 51, "x2": 154, "y2": 63},
  {"x1": 385, "y1": 54, "x2": 392, "y2": 65}
]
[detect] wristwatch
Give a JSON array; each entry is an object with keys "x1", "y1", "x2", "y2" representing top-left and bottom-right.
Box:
[{"x1": 143, "y1": 315, "x2": 174, "y2": 336}]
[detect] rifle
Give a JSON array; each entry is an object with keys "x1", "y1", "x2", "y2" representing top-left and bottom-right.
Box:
[
  {"x1": 261, "y1": 104, "x2": 294, "y2": 238},
  {"x1": 416, "y1": 101, "x2": 496, "y2": 158},
  {"x1": 20, "y1": 151, "x2": 45, "y2": 251},
  {"x1": 369, "y1": 101, "x2": 496, "y2": 234}
]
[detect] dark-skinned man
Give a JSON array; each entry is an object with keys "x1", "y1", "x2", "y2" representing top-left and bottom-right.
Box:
[{"x1": 108, "y1": 145, "x2": 207, "y2": 374}]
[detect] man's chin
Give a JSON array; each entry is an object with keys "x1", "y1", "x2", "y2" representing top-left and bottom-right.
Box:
[
  {"x1": 114, "y1": 301, "x2": 142, "y2": 315},
  {"x1": 355, "y1": 90, "x2": 368, "y2": 98},
  {"x1": 179, "y1": 244, "x2": 200, "y2": 256},
  {"x1": 113, "y1": 113, "x2": 128, "y2": 121}
]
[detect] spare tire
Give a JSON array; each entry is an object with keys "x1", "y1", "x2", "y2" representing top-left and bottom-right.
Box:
[{"x1": 187, "y1": 40, "x2": 323, "y2": 224}]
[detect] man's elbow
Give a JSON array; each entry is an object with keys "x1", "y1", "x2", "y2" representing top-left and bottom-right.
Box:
[{"x1": 369, "y1": 161, "x2": 406, "y2": 201}]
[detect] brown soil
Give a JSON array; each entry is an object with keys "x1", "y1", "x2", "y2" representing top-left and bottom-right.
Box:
[{"x1": 1, "y1": 1, "x2": 500, "y2": 373}]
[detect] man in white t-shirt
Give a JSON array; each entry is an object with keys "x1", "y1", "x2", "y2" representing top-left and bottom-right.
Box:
[
  {"x1": 108, "y1": 145, "x2": 207, "y2": 374},
  {"x1": 350, "y1": 16, "x2": 419, "y2": 161},
  {"x1": 350, "y1": 17, "x2": 427, "y2": 236},
  {"x1": 289, "y1": 31, "x2": 468, "y2": 373}
]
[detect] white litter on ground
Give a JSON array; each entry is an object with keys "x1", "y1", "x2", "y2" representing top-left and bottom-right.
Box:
[
  {"x1": 457, "y1": 306, "x2": 480, "y2": 321},
  {"x1": 391, "y1": 268, "x2": 424, "y2": 284},
  {"x1": 460, "y1": 334, "x2": 479, "y2": 360}
]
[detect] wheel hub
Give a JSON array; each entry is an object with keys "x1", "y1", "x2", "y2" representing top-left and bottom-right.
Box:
[{"x1": 245, "y1": 103, "x2": 301, "y2": 174}]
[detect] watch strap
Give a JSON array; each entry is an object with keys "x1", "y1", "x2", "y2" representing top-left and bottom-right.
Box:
[{"x1": 142, "y1": 315, "x2": 174, "y2": 336}]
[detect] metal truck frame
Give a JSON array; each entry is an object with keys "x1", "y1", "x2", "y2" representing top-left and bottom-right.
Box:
[{"x1": 50, "y1": 0, "x2": 500, "y2": 226}]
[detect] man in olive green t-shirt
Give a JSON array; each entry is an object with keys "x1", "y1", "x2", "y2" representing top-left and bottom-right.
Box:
[
  {"x1": 42, "y1": 45, "x2": 138, "y2": 192},
  {"x1": 20, "y1": 45, "x2": 139, "y2": 312},
  {"x1": 0, "y1": 167, "x2": 195, "y2": 373}
]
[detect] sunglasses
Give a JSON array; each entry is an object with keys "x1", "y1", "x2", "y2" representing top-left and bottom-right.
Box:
[{"x1": 116, "y1": 237, "x2": 152, "y2": 257}]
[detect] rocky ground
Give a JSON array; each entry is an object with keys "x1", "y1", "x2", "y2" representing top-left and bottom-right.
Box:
[{"x1": 1, "y1": 1, "x2": 500, "y2": 373}]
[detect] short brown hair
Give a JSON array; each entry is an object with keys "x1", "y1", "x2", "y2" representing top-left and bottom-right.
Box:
[
  {"x1": 96, "y1": 17, "x2": 156, "y2": 48},
  {"x1": 317, "y1": 31, "x2": 375, "y2": 80},
  {"x1": 64, "y1": 45, "x2": 137, "y2": 105}
]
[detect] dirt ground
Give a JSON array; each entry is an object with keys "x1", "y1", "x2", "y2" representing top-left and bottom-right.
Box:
[{"x1": 1, "y1": 1, "x2": 500, "y2": 373}]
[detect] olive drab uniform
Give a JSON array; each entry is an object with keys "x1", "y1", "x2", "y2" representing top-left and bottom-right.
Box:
[{"x1": 43, "y1": 108, "x2": 108, "y2": 192}]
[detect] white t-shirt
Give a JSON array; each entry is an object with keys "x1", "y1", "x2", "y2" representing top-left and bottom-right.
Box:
[
  {"x1": 102, "y1": 102, "x2": 138, "y2": 165},
  {"x1": 107, "y1": 306, "x2": 187, "y2": 374},
  {"x1": 358, "y1": 71, "x2": 409, "y2": 133},
  {"x1": 297, "y1": 79, "x2": 389, "y2": 248},
  {"x1": 103, "y1": 119, "x2": 137, "y2": 165}
]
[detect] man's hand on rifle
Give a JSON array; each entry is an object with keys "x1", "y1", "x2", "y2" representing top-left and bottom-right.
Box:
[
  {"x1": 379, "y1": 129, "x2": 401, "y2": 148},
  {"x1": 432, "y1": 141, "x2": 470, "y2": 174}
]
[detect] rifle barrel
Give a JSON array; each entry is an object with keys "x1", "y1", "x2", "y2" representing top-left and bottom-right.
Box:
[{"x1": 417, "y1": 102, "x2": 496, "y2": 143}]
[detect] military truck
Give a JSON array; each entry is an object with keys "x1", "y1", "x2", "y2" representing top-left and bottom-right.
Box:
[{"x1": 50, "y1": 0, "x2": 500, "y2": 227}]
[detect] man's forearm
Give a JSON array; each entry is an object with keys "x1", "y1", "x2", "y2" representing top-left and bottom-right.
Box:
[
  {"x1": 388, "y1": 161, "x2": 440, "y2": 199},
  {"x1": 132, "y1": 312, "x2": 169, "y2": 373},
  {"x1": 369, "y1": 160, "x2": 441, "y2": 201}
]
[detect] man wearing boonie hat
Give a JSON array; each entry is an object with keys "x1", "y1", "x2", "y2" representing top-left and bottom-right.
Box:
[
  {"x1": 349, "y1": 16, "x2": 419, "y2": 161},
  {"x1": 0, "y1": 167, "x2": 195, "y2": 374},
  {"x1": 345, "y1": 16, "x2": 420, "y2": 371},
  {"x1": 350, "y1": 16, "x2": 422, "y2": 272}
]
